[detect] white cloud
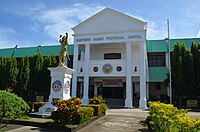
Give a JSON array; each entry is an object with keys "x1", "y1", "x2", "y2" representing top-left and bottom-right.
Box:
[
  {"x1": 30, "y1": 22, "x2": 40, "y2": 32},
  {"x1": 197, "y1": 30, "x2": 200, "y2": 38},
  {"x1": 13, "y1": 3, "x2": 105, "y2": 44},
  {"x1": 185, "y1": 4, "x2": 200, "y2": 19},
  {"x1": 126, "y1": 13, "x2": 168, "y2": 40},
  {"x1": 4, "y1": 2, "x2": 177, "y2": 46},
  {"x1": 0, "y1": 27, "x2": 18, "y2": 48},
  {"x1": 147, "y1": 21, "x2": 167, "y2": 40}
]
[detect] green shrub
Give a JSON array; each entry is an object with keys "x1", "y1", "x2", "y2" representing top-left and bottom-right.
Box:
[
  {"x1": 89, "y1": 96, "x2": 105, "y2": 104},
  {"x1": 51, "y1": 97, "x2": 94, "y2": 125},
  {"x1": 78, "y1": 107, "x2": 94, "y2": 124},
  {"x1": 89, "y1": 96, "x2": 108, "y2": 116},
  {"x1": 89, "y1": 104, "x2": 108, "y2": 116},
  {"x1": 148, "y1": 101, "x2": 200, "y2": 131},
  {"x1": 0, "y1": 90, "x2": 29, "y2": 123}
]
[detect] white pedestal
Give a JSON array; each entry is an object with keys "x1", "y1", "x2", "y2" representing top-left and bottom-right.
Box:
[{"x1": 31, "y1": 65, "x2": 75, "y2": 116}]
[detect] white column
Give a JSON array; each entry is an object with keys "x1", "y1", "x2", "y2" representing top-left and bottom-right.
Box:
[
  {"x1": 125, "y1": 41, "x2": 133, "y2": 108},
  {"x1": 82, "y1": 44, "x2": 90, "y2": 106},
  {"x1": 72, "y1": 44, "x2": 79, "y2": 97},
  {"x1": 139, "y1": 41, "x2": 148, "y2": 109}
]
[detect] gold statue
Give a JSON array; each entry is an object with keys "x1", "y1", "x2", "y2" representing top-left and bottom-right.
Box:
[{"x1": 59, "y1": 32, "x2": 70, "y2": 66}]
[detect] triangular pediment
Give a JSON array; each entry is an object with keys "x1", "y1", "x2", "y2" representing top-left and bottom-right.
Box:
[{"x1": 72, "y1": 8, "x2": 147, "y2": 35}]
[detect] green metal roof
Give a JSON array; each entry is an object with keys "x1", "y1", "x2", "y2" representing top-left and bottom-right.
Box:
[
  {"x1": 146, "y1": 38, "x2": 200, "y2": 53},
  {"x1": 0, "y1": 48, "x2": 15, "y2": 58},
  {"x1": 0, "y1": 45, "x2": 74, "y2": 58},
  {"x1": 149, "y1": 67, "x2": 168, "y2": 82},
  {"x1": 1, "y1": 38, "x2": 200, "y2": 58},
  {"x1": 13, "y1": 47, "x2": 38, "y2": 58}
]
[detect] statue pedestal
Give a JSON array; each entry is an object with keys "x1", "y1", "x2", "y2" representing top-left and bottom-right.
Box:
[{"x1": 31, "y1": 65, "x2": 75, "y2": 117}]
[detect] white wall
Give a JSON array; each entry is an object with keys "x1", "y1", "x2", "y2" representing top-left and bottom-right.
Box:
[
  {"x1": 90, "y1": 48, "x2": 125, "y2": 60},
  {"x1": 131, "y1": 46, "x2": 139, "y2": 61}
]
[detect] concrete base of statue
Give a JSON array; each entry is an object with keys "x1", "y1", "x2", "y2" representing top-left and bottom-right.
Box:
[{"x1": 30, "y1": 65, "x2": 75, "y2": 117}]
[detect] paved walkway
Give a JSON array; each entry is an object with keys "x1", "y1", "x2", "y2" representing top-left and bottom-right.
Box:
[
  {"x1": 78, "y1": 109, "x2": 149, "y2": 132},
  {"x1": 3, "y1": 109, "x2": 200, "y2": 132}
]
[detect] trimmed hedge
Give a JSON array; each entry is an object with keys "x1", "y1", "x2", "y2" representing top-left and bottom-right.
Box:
[
  {"x1": 89, "y1": 104, "x2": 108, "y2": 116},
  {"x1": 149, "y1": 102, "x2": 200, "y2": 131},
  {"x1": 89, "y1": 96, "x2": 108, "y2": 116},
  {"x1": 79, "y1": 107, "x2": 94, "y2": 123},
  {"x1": 51, "y1": 97, "x2": 94, "y2": 125},
  {"x1": 0, "y1": 90, "x2": 29, "y2": 122},
  {"x1": 50, "y1": 96, "x2": 108, "y2": 125}
]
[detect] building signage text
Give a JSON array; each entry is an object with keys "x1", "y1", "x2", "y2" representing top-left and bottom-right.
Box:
[{"x1": 76, "y1": 34, "x2": 142, "y2": 43}]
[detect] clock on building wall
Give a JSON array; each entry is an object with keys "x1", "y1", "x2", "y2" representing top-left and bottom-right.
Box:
[{"x1": 102, "y1": 63, "x2": 113, "y2": 74}]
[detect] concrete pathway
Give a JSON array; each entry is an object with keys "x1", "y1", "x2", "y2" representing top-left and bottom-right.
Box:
[
  {"x1": 3, "y1": 109, "x2": 200, "y2": 132},
  {"x1": 78, "y1": 109, "x2": 149, "y2": 132},
  {"x1": 189, "y1": 111, "x2": 200, "y2": 118},
  {"x1": 5, "y1": 125, "x2": 60, "y2": 132}
]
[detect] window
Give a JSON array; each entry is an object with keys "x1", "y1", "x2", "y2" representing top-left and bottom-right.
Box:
[
  {"x1": 104, "y1": 53, "x2": 121, "y2": 59},
  {"x1": 148, "y1": 54, "x2": 165, "y2": 67}
]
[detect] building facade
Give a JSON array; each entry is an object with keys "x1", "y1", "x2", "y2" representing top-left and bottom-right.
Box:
[
  {"x1": 71, "y1": 8, "x2": 148, "y2": 108},
  {"x1": 1, "y1": 8, "x2": 200, "y2": 108}
]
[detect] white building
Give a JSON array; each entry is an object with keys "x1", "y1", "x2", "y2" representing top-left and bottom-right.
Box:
[{"x1": 71, "y1": 8, "x2": 148, "y2": 108}]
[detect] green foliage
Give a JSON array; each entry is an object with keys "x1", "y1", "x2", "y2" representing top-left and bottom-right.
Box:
[
  {"x1": 89, "y1": 96, "x2": 108, "y2": 116},
  {"x1": 78, "y1": 107, "x2": 94, "y2": 124},
  {"x1": 0, "y1": 53, "x2": 58, "y2": 102},
  {"x1": 17, "y1": 55, "x2": 30, "y2": 97},
  {"x1": 183, "y1": 50, "x2": 195, "y2": 95},
  {"x1": 5, "y1": 57, "x2": 18, "y2": 90},
  {"x1": 170, "y1": 42, "x2": 200, "y2": 101},
  {"x1": 29, "y1": 52, "x2": 43, "y2": 95},
  {"x1": 191, "y1": 42, "x2": 200, "y2": 96},
  {"x1": 51, "y1": 97, "x2": 94, "y2": 125},
  {"x1": 171, "y1": 43, "x2": 185, "y2": 96},
  {"x1": 89, "y1": 96, "x2": 105, "y2": 104},
  {"x1": 28, "y1": 53, "x2": 58, "y2": 100},
  {"x1": 0, "y1": 90, "x2": 29, "y2": 123},
  {"x1": 0, "y1": 57, "x2": 6, "y2": 90},
  {"x1": 41, "y1": 53, "x2": 57, "y2": 97},
  {"x1": 89, "y1": 104, "x2": 108, "y2": 116},
  {"x1": 149, "y1": 102, "x2": 200, "y2": 131},
  {"x1": 17, "y1": 115, "x2": 31, "y2": 120}
]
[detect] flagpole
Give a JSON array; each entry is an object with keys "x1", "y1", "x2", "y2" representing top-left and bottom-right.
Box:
[{"x1": 167, "y1": 19, "x2": 172, "y2": 104}]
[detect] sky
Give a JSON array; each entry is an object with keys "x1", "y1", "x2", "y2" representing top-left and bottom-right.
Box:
[{"x1": 0, "y1": 0, "x2": 200, "y2": 48}]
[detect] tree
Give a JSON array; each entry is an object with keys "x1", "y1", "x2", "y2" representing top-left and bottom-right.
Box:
[
  {"x1": 0, "y1": 57, "x2": 7, "y2": 90},
  {"x1": 16, "y1": 55, "x2": 30, "y2": 98},
  {"x1": 182, "y1": 49, "x2": 195, "y2": 96},
  {"x1": 171, "y1": 43, "x2": 184, "y2": 96},
  {"x1": 40, "y1": 53, "x2": 57, "y2": 100},
  {"x1": 49, "y1": 53, "x2": 57, "y2": 67},
  {"x1": 29, "y1": 53, "x2": 43, "y2": 99},
  {"x1": 191, "y1": 42, "x2": 200, "y2": 95},
  {"x1": 4, "y1": 57, "x2": 18, "y2": 91}
]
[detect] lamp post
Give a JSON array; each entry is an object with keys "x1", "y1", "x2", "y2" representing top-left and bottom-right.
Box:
[{"x1": 165, "y1": 19, "x2": 172, "y2": 104}]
